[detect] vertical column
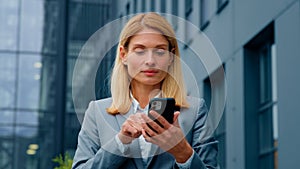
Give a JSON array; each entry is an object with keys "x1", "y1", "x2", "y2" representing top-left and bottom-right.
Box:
[
  {"x1": 275, "y1": 1, "x2": 300, "y2": 168},
  {"x1": 55, "y1": 0, "x2": 68, "y2": 156}
]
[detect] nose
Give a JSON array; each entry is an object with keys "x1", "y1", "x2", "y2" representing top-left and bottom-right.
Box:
[{"x1": 145, "y1": 50, "x2": 155, "y2": 66}]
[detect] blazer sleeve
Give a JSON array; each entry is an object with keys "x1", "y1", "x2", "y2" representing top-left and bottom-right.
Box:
[
  {"x1": 72, "y1": 101, "x2": 129, "y2": 169},
  {"x1": 175, "y1": 99, "x2": 219, "y2": 169}
]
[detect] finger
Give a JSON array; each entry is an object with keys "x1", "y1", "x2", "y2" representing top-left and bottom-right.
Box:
[
  {"x1": 141, "y1": 114, "x2": 163, "y2": 133},
  {"x1": 149, "y1": 110, "x2": 171, "y2": 129},
  {"x1": 141, "y1": 129, "x2": 160, "y2": 145},
  {"x1": 172, "y1": 111, "x2": 180, "y2": 127},
  {"x1": 123, "y1": 124, "x2": 141, "y2": 138},
  {"x1": 128, "y1": 114, "x2": 144, "y2": 127},
  {"x1": 131, "y1": 113, "x2": 145, "y2": 123},
  {"x1": 140, "y1": 113, "x2": 153, "y2": 123},
  {"x1": 141, "y1": 118, "x2": 157, "y2": 136},
  {"x1": 143, "y1": 123, "x2": 157, "y2": 137},
  {"x1": 127, "y1": 119, "x2": 142, "y2": 130},
  {"x1": 142, "y1": 129, "x2": 152, "y2": 143}
]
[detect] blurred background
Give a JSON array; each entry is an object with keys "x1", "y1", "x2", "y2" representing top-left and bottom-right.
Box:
[{"x1": 0, "y1": 0, "x2": 299, "y2": 168}]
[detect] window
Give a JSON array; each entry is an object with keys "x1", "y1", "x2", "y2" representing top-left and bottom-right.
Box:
[
  {"x1": 133, "y1": 0, "x2": 137, "y2": 13},
  {"x1": 141, "y1": 0, "x2": 146, "y2": 12},
  {"x1": 217, "y1": 0, "x2": 229, "y2": 14},
  {"x1": 66, "y1": 1, "x2": 116, "y2": 159},
  {"x1": 0, "y1": 0, "x2": 19, "y2": 50},
  {"x1": 0, "y1": 0, "x2": 115, "y2": 168},
  {"x1": 160, "y1": 0, "x2": 166, "y2": 13},
  {"x1": 126, "y1": 2, "x2": 130, "y2": 15},
  {"x1": 20, "y1": 0, "x2": 45, "y2": 52},
  {"x1": 171, "y1": 0, "x2": 178, "y2": 29},
  {"x1": 172, "y1": 0, "x2": 178, "y2": 16},
  {"x1": 200, "y1": 0, "x2": 210, "y2": 30},
  {"x1": 184, "y1": 0, "x2": 193, "y2": 47},
  {"x1": 0, "y1": 1, "x2": 60, "y2": 168},
  {"x1": 244, "y1": 23, "x2": 278, "y2": 169},
  {"x1": 204, "y1": 66, "x2": 226, "y2": 169},
  {"x1": 185, "y1": 0, "x2": 193, "y2": 18},
  {"x1": 151, "y1": 0, "x2": 155, "y2": 11}
]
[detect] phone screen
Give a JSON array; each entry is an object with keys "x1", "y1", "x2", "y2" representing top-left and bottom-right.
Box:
[{"x1": 148, "y1": 98, "x2": 175, "y2": 125}]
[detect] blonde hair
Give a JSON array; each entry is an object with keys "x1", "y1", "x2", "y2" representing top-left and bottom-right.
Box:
[{"x1": 107, "y1": 12, "x2": 189, "y2": 114}]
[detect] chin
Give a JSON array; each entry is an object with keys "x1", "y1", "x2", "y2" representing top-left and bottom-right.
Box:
[
  {"x1": 142, "y1": 79, "x2": 162, "y2": 86},
  {"x1": 144, "y1": 81, "x2": 160, "y2": 86}
]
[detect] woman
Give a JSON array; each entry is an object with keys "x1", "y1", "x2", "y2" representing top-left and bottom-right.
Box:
[{"x1": 72, "y1": 12, "x2": 218, "y2": 169}]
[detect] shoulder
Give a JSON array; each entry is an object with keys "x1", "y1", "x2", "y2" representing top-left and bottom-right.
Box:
[
  {"x1": 84, "y1": 97, "x2": 113, "y2": 117},
  {"x1": 180, "y1": 96, "x2": 207, "y2": 117},
  {"x1": 178, "y1": 96, "x2": 207, "y2": 136},
  {"x1": 183, "y1": 96, "x2": 208, "y2": 119},
  {"x1": 83, "y1": 98, "x2": 118, "y2": 127},
  {"x1": 186, "y1": 96, "x2": 206, "y2": 108},
  {"x1": 93, "y1": 97, "x2": 113, "y2": 107}
]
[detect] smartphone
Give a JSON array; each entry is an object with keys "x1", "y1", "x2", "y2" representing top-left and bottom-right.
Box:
[{"x1": 148, "y1": 98, "x2": 175, "y2": 126}]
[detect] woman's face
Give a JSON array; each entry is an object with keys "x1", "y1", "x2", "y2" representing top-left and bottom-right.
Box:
[{"x1": 120, "y1": 28, "x2": 173, "y2": 88}]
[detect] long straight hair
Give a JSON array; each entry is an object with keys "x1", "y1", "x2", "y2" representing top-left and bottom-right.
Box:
[{"x1": 107, "y1": 12, "x2": 189, "y2": 114}]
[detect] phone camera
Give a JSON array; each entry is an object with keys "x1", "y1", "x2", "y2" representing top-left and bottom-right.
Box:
[{"x1": 151, "y1": 101, "x2": 162, "y2": 111}]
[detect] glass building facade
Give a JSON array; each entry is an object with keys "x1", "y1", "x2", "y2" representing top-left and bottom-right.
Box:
[
  {"x1": 0, "y1": 0, "x2": 114, "y2": 168},
  {"x1": 2, "y1": 0, "x2": 299, "y2": 169}
]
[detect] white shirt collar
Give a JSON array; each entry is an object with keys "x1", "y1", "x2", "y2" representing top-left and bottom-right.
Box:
[{"x1": 130, "y1": 91, "x2": 161, "y2": 114}]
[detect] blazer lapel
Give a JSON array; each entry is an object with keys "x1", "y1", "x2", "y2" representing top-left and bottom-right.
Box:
[
  {"x1": 147, "y1": 149, "x2": 174, "y2": 169},
  {"x1": 146, "y1": 144, "x2": 160, "y2": 168},
  {"x1": 130, "y1": 139, "x2": 144, "y2": 168},
  {"x1": 115, "y1": 106, "x2": 134, "y2": 130}
]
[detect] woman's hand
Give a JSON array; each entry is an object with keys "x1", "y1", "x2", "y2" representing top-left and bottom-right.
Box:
[
  {"x1": 118, "y1": 113, "x2": 144, "y2": 144},
  {"x1": 141, "y1": 111, "x2": 194, "y2": 163}
]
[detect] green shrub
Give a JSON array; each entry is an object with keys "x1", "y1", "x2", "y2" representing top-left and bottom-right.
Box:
[{"x1": 52, "y1": 152, "x2": 73, "y2": 169}]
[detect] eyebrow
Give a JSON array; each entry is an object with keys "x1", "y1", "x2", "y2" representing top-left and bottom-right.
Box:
[{"x1": 131, "y1": 43, "x2": 168, "y2": 48}]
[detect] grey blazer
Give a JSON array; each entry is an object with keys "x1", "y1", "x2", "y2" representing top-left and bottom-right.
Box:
[{"x1": 72, "y1": 97, "x2": 218, "y2": 169}]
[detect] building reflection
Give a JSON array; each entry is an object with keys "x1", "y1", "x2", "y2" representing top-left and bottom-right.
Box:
[{"x1": 0, "y1": 0, "x2": 114, "y2": 168}]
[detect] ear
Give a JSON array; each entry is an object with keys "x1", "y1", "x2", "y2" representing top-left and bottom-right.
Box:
[{"x1": 119, "y1": 46, "x2": 127, "y2": 65}]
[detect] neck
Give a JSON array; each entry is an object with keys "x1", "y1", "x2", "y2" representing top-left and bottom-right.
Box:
[{"x1": 131, "y1": 83, "x2": 161, "y2": 108}]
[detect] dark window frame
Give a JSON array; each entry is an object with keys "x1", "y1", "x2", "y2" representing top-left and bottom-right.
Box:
[
  {"x1": 203, "y1": 65, "x2": 226, "y2": 169},
  {"x1": 141, "y1": 0, "x2": 146, "y2": 12},
  {"x1": 216, "y1": 0, "x2": 229, "y2": 14},
  {"x1": 126, "y1": 2, "x2": 130, "y2": 15},
  {"x1": 185, "y1": 0, "x2": 193, "y2": 18},
  {"x1": 160, "y1": 0, "x2": 166, "y2": 13},
  {"x1": 200, "y1": 0, "x2": 210, "y2": 31},
  {"x1": 244, "y1": 22, "x2": 278, "y2": 169},
  {"x1": 150, "y1": 0, "x2": 155, "y2": 11},
  {"x1": 171, "y1": 0, "x2": 178, "y2": 30},
  {"x1": 133, "y1": 0, "x2": 137, "y2": 13}
]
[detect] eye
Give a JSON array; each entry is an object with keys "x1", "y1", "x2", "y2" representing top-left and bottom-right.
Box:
[
  {"x1": 154, "y1": 49, "x2": 167, "y2": 56},
  {"x1": 134, "y1": 48, "x2": 145, "y2": 56}
]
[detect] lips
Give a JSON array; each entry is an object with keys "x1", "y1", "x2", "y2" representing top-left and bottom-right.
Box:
[
  {"x1": 143, "y1": 70, "x2": 158, "y2": 73},
  {"x1": 142, "y1": 69, "x2": 159, "y2": 76}
]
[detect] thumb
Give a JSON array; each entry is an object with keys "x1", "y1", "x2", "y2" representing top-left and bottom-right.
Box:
[{"x1": 172, "y1": 111, "x2": 180, "y2": 127}]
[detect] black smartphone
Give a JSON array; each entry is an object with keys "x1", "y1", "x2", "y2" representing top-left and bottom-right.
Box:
[{"x1": 148, "y1": 98, "x2": 175, "y2": 126}]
